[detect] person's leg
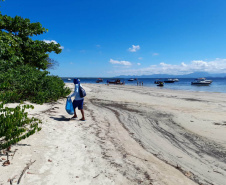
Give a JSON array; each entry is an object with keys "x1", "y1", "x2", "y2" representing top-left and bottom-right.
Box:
[
  {"x1": 78, "y1": 99, "x2": 85, "y2": 121},
  {"x1": 71, "y1": 100, "x2": 78, "y2": 119},
  {"x1": 80, "y1": 109, "x2": 85, "y2": 121},
  {"x1": 71, "y1": 109, "x2": 77, "y2": 118}
]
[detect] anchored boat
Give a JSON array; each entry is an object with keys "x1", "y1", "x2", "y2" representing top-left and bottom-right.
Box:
[
  {"x1": 96, "y1": 78, "x2": 103, "y2": 83},
  {"x1": 164, "y1": 79, "x2": 175, "y2": 83},
  {"x1": 191, "y1": 78, "x2": 212, "y2": 86}
]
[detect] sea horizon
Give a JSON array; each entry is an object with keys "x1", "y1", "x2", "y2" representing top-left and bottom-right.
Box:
[{"x1": 62, "y1": 77, "x2": 226, "y2": 94}]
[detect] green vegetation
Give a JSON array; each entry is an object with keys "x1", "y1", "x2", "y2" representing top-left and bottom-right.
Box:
[
  {"x1": 0, "y1": 61, "x2": 70, "y2": 104},
  {"x1": 0, "y1": 8, "x2": 71, "y2": 104},
  {"x1": 0, "y1": 14, "x2": 61, "y2": 70},
  {"x1": 0, "y1": 1, "x2": 70, "y2": 150},
  {"x1": 0, "y1": 103, "x2": 41, "y2": 150}
]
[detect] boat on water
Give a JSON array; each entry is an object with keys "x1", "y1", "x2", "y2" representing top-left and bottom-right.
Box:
[
  {"x1": 191, "y1": 78, "x2": 212, "y2": 86},
  {"x1": 108, "y1": 79, "x2": 124, "y2": 85},
  {"x1": 96, "y1": 78, "x2": 103, "y2": 83},
  {"x1": 154, "y1": 79, "x2": 163, "y2": 84},
  {"x1": 68, "y1": 78, "x2": 71, "y2": 81},
  {"x1": 164, "y1": 79, "x2": 175, "y2": 83},
  {"x1": 173, "y1": 78, "x2": 179, "y2": 82},
  {"x1": 157, "y1": 82, "x2": 164, "y2": 87},
  {"x1": 128, "y1": 78, "x2": 134, "y2": 81}
]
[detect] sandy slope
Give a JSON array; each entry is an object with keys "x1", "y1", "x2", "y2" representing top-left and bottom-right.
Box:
[{"x1": 1, "y1": 83, "x2": 226, "y2": 185}]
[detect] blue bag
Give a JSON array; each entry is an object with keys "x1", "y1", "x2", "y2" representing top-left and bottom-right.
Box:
[{"x1": 65, "y1": 97, "x2": 74, "y2": 115}]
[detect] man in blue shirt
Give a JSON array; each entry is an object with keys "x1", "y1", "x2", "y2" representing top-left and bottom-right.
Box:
[{"x1": 69, "y1": 78, "x2": 85, "y2": 121}]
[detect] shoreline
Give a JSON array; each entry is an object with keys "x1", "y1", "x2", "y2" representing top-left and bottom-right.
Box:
[
  {"x1": 1, "y1": 83, "x2": 226, "y2": 185},
  {"x1": 63, "y1": 76, "x2": 226, "y2": 94}
]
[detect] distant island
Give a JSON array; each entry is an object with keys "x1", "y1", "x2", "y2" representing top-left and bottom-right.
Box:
[{"x1": 116, "y1": 72, "x2": 226, "y2": 78}]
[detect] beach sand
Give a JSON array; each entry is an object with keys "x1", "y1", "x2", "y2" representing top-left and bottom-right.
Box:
[{"x1": 1, "y1": 83, "x2": 226, "y2": 185}]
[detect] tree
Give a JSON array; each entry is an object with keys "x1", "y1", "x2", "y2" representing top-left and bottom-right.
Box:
[
  {"x1": 0, "y1": 14, "x2": 62, "y2": 70},
  {"x1": 0, "y1": 0, "x2": 70, "y2": 152},
  {"x1": 0, "y1": 6, "x2": 70, "y2": 104}
]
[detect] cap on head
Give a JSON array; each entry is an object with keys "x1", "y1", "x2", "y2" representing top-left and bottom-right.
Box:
[{"x1": 73, "y1": 78, "x2": 79, "y2": 84}]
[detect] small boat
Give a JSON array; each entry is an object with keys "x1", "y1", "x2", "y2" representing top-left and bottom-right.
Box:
[
  {"x1": 164, "y1": 79, "x2": 175, "y2": 83},
  {"x1": 191, "y1": 78, "x2": 212, "y2": 86},
  {"x1": 68, "y1": 78, "x2": 71, "y2": 81},
  {"x1": 173, "y1": 78, "x2": 179, "y2": 82},
  {"x1": 96, "y1": 78, "x2": 103, "y2": 83},
  {"x1": 157, "y1": 82, "x2": 164, "y2": 87},
  {"x1": 108, "y1": 79, "x2": 124, "y2": 85},
  {"x1": 128, "y1": 78, "x2": 134, "y2": 81},
  {"x1": 154, "y1": 79, "x2": 162, "y2": 84}
]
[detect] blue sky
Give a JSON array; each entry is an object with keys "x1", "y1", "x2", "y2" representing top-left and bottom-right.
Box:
[{"x1": 1, "y1": 0, "x2": 226, "y2": 77}]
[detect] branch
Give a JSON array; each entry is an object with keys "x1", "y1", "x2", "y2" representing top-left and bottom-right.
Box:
[{"x1": 17, "y1": 160, "x2": 36, "y2": 184}]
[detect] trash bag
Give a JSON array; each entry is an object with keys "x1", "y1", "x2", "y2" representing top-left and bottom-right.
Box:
[{"x1": 65, "y1": 97, "x2": 74, "y2": 115}]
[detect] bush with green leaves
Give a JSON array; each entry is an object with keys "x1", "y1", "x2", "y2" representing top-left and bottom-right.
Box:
[
  {"x1": 0, "y1": 61, "x2": 71, "y2": 104},
  {"x1": 0, "y1": 5, "x2": 71, "y2": 104},
  {"x1": 0, "y1": 102, "x2": 42, "y2": 150},
  {"x1": 0, "y1": 1, "x2": 71, "y2": 150}
]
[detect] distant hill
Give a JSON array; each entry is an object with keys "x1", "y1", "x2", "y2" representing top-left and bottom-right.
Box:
[{"x1": 116, "y1": 72, "x2": 226, "y2": 78}]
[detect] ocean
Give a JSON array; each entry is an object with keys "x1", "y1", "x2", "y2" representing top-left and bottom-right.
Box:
[{"x1": 62, "y1": 77, "x2": 226, "y2": 93}]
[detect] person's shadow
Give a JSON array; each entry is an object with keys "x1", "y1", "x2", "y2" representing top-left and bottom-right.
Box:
[{"x1": 50, "y1": 115, "x2": 71, "y2": 121}]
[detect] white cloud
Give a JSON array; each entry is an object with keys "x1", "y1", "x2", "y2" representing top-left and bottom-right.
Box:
[
  {"x1": 137, "y1": 63, "x2": 141, "y2": 66},
  {"x1": 43, "y1": 39, "x2": 58, "y2": 44},
  {"x1": 109, "y1": 59, "x2": 132, "y2": 66},
  {"x1": 138, "y1": 57, "x2": 143, "y2": 60},
  {"x1": 43, "y1": 39, "x2": 64, "y2": 50},
  {"x1": 181, "y1": 62, "x2": 187, "y2": 67},
  {"x1": 128, "y1": 45, "x2": 140, "y2": 52},
  {"x1": 108, "y1": 58, "x2": 226, "y2": 75}
]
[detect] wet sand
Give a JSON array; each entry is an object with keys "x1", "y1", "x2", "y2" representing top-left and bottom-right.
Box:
[{"x1": 1, "y1": 83, "x2": 226, "y2": 185}]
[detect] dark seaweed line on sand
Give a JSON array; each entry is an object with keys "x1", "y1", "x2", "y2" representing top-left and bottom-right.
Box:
[
  {"x1": 90, "y1": 98, "x2": 226, "y2": 185},
  {"x1": 88, "y1": 99, "x2": 154, "y2": 184},
  {"x1": 147, "y1": 115, "x2": 226, "y2": 163},
  {"x1": 90, "y1": 99, "x2": 200, "y2": 184},
  {"x1": 94, "y1": 98, "x2": 226, "y2": 163}
]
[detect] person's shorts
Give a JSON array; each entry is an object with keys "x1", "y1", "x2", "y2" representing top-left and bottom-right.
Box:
[{"x1": 73, "y1": 99, "x2": 84, "y2": 110}]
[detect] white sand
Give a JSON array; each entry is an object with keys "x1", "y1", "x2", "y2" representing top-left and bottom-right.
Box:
[{"x1": 1, "y1": 83, "x2": 226, "y2": 185}]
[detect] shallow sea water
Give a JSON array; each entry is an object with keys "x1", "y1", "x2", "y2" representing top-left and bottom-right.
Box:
[{"x1": 62, "y1": 77, "x2": 226, "y2": 94}]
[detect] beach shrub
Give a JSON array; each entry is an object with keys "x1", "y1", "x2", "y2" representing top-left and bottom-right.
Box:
[
  {"x1": 0, "y1": 102, "x2": 42, "y2": 150},
  {"x1": 0, "y1": 62, "x2": 71, "y2": 104},
  {"x1": 0, "y1": 6, "x2": 70, "y2": 104},
  {"x1": 0, "y1": 2, "x2": 70, "y2": 150}
]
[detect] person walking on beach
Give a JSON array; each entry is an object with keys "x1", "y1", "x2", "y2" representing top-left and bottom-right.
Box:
[{"x1": 68, "y1": 78, "x2": 85, "y2": 121}]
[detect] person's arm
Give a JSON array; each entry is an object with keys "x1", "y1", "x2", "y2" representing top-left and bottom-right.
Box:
[{"x1": 68, "y1": 86, "x2": 76, "y2": 98}]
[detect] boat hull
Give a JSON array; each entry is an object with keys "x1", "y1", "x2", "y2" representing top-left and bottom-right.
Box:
[
  {"x1": 191, "y1": 82, "x2": 211, "y2": 86},
  {"x1": 164, "y1": 81, "x2": 175, "y2": 83}
]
